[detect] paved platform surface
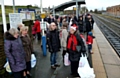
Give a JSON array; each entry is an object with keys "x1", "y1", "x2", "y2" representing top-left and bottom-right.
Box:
[
  {"x1": 31, "y1": 23, "x2": 120, "y2": 78},
  {"x1": 52, "y1": 23, "x2": 120, "y2": 78},
  {"x1": 93, "y1": 23, "x2": 120, "y2": 78},
  {"x1": 31, "y1": 40, "x2": 62, "y2": 78}
]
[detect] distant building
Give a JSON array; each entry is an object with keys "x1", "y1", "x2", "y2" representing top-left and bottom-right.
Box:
[{"x1": 107, "y1": 4, "x2": 120, "y2": 17}]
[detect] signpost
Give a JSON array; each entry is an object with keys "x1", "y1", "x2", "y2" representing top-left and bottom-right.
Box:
[
  {"x1": 0, "y1": 0, "x2": 7, "y2": 32},
  {"x1": 9, "y1": 13, "x2": 22, "y2": 29},
  {"x1": 40, "y1": 13, "x2": 47, "y2": 56}
]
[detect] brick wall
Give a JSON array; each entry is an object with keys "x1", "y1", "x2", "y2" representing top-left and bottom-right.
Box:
[{"x1": 107, "y1": 5, "x2": 120, "y2": 17}]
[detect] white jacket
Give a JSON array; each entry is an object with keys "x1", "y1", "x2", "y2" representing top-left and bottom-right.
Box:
[{"x1": 61, "y1": 29, "x2": 68, "y2": 48}]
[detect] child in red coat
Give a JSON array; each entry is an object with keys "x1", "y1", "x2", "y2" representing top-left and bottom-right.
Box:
[{"x1": 87, "y1": 32, "x2": 94, "y2": 54}]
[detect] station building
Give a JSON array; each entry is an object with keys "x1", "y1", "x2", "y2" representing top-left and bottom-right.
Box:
[{"x1": 107, "y1": 4, "x2": 120, "y2": 17}]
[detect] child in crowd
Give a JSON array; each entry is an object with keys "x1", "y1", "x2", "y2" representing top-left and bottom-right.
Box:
[{"x1": 86, "y1": 32, "x2": 94, "y2": 54}]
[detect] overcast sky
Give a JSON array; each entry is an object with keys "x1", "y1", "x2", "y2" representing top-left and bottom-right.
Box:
[{"x1": 1, "y1": 0, "x2": 120, "y2": 10}]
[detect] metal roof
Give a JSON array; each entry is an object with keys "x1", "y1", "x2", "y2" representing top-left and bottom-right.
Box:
[{"x1": 53, "y1": 0, "x2": 85, "y2": 11}]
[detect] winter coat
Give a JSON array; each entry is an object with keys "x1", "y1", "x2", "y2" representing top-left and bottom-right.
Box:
[
  {"x1": 67, "y1": 33, "x2": 86, "y2": 62},
  {"x1": 61, "y1": 29, "x2": 68, "y2": 49},
  {"x1": 32, "y1": 26, "x2": 37, "y2": 35},
  {"x1": 47, "y1": 18, "x2": 54, "y2": 24},
  {"x1": 87, "y1": 35, "x2": 93, "y2": 45},
  {"x1": 78, "y1": 19, "x2": 84, "y2": 32},
  {"x1": 47, "y1": 29, "x2": 61, "y2": 53},
  {"x1": 34, "y1": 20, "x2": 41, "y2": 33},
  {"x1": 86, "y1": 20, "x2": 92, "y2": 32},
  {"x1": 4, "y1": 32, "x2": 26, "y2": 72},
  {"x1": 85, "y1": 16, "x2": 92, "y2": 32},
  {"x1": 20, "y1": 34, "x2": 33, "y2": 62}
]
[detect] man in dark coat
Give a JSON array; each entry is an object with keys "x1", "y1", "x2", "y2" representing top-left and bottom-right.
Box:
[
  {"x1": 85, "y1": 14, "x2": 92, "y2": 35},
  {"x1": 47, "y1": 22, "x2": 61, "y2": 69}
]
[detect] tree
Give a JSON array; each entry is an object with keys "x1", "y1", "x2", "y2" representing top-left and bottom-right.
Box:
[
  {"x1": 90, "y1": 10, "x2": 93, "y2": 13},
  {"x1": 94, "y1": 9, "x2": 98, "y2": 13},
  {"x1": 81, "y1": 6, "x2": 88, "y2": 14}
]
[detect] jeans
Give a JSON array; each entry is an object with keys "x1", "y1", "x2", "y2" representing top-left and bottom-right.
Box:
[
  {"x1": 88, "y1": 44, "x2": 92, "y2": 52},
  {"x1": 50, "y1": 52, "x2": 57, "y2": 65}
]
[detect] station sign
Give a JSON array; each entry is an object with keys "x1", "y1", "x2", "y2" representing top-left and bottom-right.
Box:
[
  {"x1": 18, "y1": 9, "x2": 35, "y2": 20},
  {"x1": 9, "y1": 13, "x2": 22, "y2": 29}
]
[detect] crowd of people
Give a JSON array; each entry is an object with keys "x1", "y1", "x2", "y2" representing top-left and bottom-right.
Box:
[{"x1": 4, "y1": 13, "x2": 95, "y2": 78}]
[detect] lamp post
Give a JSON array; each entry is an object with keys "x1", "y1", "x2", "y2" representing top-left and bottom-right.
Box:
[
  {"x1": 40, "y1": 0, "x2": 47, "y2": 56},
  {"x1": 13, "y1": 0, "x2": 16, "y2": 13},
  {"x1": 53, "y1": 5, "x2": 55, "y2": 18},
  {"x1": 40, "y1": 0, "x2": 43, "y2": 13},
  {"x1": 76, "y1": 0, "x2": 78, "y2": 19},
  {"x1": 1, "y1": 0, "x2": 7, "y2": 32}
]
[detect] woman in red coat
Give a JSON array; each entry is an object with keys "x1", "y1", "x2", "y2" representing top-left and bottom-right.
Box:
[{"x1": 67, "y1": 25, "x2": 86, "y2": 77}]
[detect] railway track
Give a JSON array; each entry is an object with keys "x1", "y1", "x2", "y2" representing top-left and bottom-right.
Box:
[
  {"x1": 93, "y1": 15, "x2": 120, "y2": 57},
  {"x1": 100, "y1": 16, "x2": 120, "y2": 26},
  {"x1": 94, "y1": 14, "x2": 120, "y2": 36}
]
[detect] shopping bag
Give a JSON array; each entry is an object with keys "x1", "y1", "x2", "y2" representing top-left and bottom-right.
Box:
[
  {"x1": 64, "y1": 53, "x2": 70, "y2": 66},
  {"x1": 78, "y1": 55, "x2": 95, "y2": 78},
  {"x1": 4, "y1": 61, "x2": 12, "y2": 73},
  {"x1": 31, "y1": 54, "x2": 36, "y2": 68},
  {"x1": 79, "y1": 54, "x2": 86, "y2": 67}
]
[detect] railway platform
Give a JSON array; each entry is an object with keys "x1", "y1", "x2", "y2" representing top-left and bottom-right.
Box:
[
  {"x1": 50, "y1": 23, "x2": 120, "y2": 78},
  {"x1": 11, "y1": 22, "x2": 119, "y2": 78},
  {"x1": 1, "y1": 22, "x2": 120, "y2": 78}
]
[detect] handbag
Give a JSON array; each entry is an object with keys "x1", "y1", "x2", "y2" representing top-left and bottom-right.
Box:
[
  {"x1": 72, "y1": 38, "x2": 81, "y2": 52},
  {"x1": 76, "y1": 45, "x2": 81, "y2": 52}
]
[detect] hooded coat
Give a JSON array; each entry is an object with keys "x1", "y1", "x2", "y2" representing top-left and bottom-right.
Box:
[{"x1": 4, "y1": 32, "x2": 26, "y2": 72}]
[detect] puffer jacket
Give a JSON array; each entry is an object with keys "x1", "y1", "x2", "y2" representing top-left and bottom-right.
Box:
[
  {"x1": 4, "y1": 32, "x2": 26, "y2": 72},
  {"x1": 47, "y1": 29, "x2": 61, "y2": 52}
]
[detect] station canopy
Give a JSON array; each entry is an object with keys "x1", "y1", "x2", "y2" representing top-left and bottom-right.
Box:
[{"x1": 53, "y1": 0, "x2": 85, "y2": 11}]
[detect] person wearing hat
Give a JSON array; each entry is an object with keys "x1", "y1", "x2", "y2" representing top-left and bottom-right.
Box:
[
  {"x1": 87, "y1": 31, "x2": 94, "y2": 54},
  {"x1": 67, "y1": 25, "x2": 86, "y2": 77}
]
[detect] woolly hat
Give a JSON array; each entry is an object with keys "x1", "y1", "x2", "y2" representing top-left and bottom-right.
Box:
[
  {"x1": 88, "y1": 32, "x2": 93, "y2": 36},
  {"x1": 70, "y1": 24, "x2": 77, "y2": 31}
]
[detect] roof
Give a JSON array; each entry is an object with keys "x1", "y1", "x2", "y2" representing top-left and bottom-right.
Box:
[{"x1": 53, "y1": 0, "x2": 86, "y2": 12}]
